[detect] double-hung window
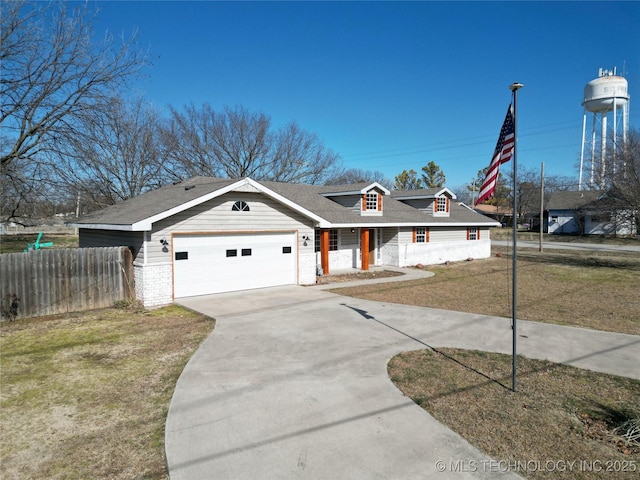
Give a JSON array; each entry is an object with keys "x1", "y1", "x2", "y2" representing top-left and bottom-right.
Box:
[
  {"x1": 315, "y1": 229, "x2": 339, "y2": 252},
  {"x1": 414, "y1": 227, "x2": 429, "y2": 243},
  {"x1": 365, "y1": 192, "x2": 378, "y2": 211},
  {"x1": 467, "y1": 227, "x2": 479, "y2": 241},
  {"x1": 433, "y1": 197, "x2": 449, "y2": 214},
  {"x1": 362, "y1": 191, "x2": 382, "y2": 214}
]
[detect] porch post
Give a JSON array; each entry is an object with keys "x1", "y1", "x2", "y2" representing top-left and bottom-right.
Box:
[
  {"x1": 360, "y1": 228, "x2": 369, "y2": 271},
  {"x1": 320, "y1": 229, "x2": 329, "y2": 275}
]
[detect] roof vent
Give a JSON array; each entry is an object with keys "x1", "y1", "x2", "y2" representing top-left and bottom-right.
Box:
[{"x1": 185, "y1": 185, "x2": 195, "y2": 191}]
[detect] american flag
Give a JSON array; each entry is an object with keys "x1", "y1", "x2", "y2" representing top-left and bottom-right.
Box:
[{"x1": 476, "y1": 105, "x2": 515, "y2": 205}]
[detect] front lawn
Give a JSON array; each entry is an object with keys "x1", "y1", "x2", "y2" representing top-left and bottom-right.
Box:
[
  {"x1": 389, "y1": 348, "x2": 639, "y2": 479},
  {"x1": 0, "y1": 304, "x2": 214, "y2": 479},
  {"x1": 331, "y1": 247, "x2": 640, "y2": 335}
]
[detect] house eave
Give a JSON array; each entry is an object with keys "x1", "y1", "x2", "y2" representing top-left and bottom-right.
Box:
[
  {"x1": 321, "y1": 182, "x2": 391, "y2": 197},
  {"x1": 67, "y1": 223, "x2": 137, "y2": 231},
  {"x1": 317, "y1": 221, "x2": 501, "y2": 229},
  {"x1": 392, "y1": 187, "x2": 457, "y2": 200},
  {"x1": 77, "y1": 178, "x2": 330, "y2": 231}
]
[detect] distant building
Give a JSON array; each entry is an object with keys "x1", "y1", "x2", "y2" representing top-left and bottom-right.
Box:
[{"x1": 546, "y1": 189, "x2": 636, "y2": 236}]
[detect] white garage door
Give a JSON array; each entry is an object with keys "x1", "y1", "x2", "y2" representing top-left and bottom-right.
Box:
[{"x1": 172, "y1": 232, "x2": 297, "y2": 298}]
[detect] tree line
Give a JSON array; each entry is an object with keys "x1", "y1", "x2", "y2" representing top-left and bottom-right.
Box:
[
  {"x1": 0, "y1": 2, "x2": 378, "y2": 223},
  {"x1": 2, "y1": 1, "x2": 638, "y2": 228}
]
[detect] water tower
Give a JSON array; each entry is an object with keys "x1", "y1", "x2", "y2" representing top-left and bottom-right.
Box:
[{"x1": 579, "y1": 67, "x2": 630, "y2": 190}]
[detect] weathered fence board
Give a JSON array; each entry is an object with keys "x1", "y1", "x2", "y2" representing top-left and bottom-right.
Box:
[{"x1": 0, "y1": 247, "x2": 134, "y2": 320}]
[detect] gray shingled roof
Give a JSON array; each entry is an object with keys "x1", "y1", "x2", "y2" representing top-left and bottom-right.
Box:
[
  {"x1": 73, "y1": 176, "x2": 498, "y2": 229},
  {"x1": 390, "y1": 188, "x2": 442, "y2": 198},
  {"x1": 546, "y1": 190, "x2": 603, "y2": 210},
  {"x1": 74, "y1": 177, "x2": 236, "y2": 226}
]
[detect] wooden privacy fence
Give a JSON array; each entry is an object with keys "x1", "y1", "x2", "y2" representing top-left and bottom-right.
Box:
[{"x1": 0, "y1": 247, "x2": 134, "y2": 321}]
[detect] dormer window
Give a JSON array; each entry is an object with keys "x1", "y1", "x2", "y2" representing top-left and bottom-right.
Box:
[
  {"x1": 366, "y1": 192, "x2": 378, "y2": 210},
  {"x1": 435, "y1": 197, "x2": 449, "y2": 213},
  {"x1": 361, "y1": 191, "x2": 382, "y2": 215},
  {"x1": 232, "y1": 201, "x2": 250, "y2": 212}
]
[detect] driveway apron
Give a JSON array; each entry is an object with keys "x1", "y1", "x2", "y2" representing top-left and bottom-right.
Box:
[{"x1": 167, "y1": 286, "x2": 640, "y2": 480}]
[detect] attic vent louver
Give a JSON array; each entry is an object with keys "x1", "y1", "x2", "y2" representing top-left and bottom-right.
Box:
[{"x1": 185, "y1": 185, "x2": 195, "y2": 191}]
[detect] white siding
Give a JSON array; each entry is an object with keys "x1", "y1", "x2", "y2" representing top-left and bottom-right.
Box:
[
  {"x1": 397, "y1": 227, "x2": 491, "y2": 266},
  {"x1": 113, "y1": 190, "x2": 319, "y2": 307},
  {"x1": 548, "y1": 209, "x2": 579, "y2": 234},
  {"x1": 149, "y1": 191, "x2": 315, "y2": 266},
  {"x1": 380, "y1": 228, "x2": 399, "y2": 266},
  {"x1": 585, "y1": 213, "x2": 636, "y2": 236},
  {"x1": 549, "y1": 209, "x2": 636, "y2": 236},
  {"x1": 324, "y1": 228, "x2": 360, "y2": 271}
]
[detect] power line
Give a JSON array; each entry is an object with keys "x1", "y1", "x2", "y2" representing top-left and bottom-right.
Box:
[{"x1": 341, "y1": 112, "x2": 640, "y2": 165}]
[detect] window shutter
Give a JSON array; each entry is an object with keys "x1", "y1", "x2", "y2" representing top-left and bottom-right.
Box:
[
  {"x1": 477, "y1": 229, "x2": 480, "y2": 240},
  {"x1": 426, "y1": 228, "x2": 430, "y2": 243},
  {"x1": 378, "y1": 193, "x2": 382, "y2": 211},
  {"x1": 412, "y1": 228, "x2": 417, "y2": 243},
  {"x1": 466, "y1": 228, "x2": 470, "y2": 241},
  {"x1": 446, "y1": 198, "x2": 450, "y2": 213},
  {"x1": 433, "y1": 200, "x2": 437, "y2": 213},
  {"x1": 362, "y1": 194, "x2": 366, "y2": 211}
]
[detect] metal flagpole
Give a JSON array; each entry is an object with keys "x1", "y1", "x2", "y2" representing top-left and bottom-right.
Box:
[
  {"x1": 539, "y1": 162, "x2": 544, "y2": 253},
  {"x1": 509, "y1": 82, "x2": 523, "y2": 393}
]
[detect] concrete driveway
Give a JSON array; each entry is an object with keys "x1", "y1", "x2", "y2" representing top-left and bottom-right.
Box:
[{"x1": 166, "y1": 284, "x2": 640, "y2": 480}]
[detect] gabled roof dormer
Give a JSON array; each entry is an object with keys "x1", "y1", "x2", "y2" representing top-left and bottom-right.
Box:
[
  {"x1": 320, "y1": 182, "x2": 390, "y2": 217},
  {"x1": 391, "y1": 187, "x2": 457, "y2": 218}
]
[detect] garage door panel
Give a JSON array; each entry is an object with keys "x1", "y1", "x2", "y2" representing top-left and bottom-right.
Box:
[{"x1": 173, "y1": 233, "x2": 297, "y2": 298}]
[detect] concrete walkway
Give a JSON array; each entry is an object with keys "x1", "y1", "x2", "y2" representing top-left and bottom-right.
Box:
[{"x1": 166, "y1": 271, "x2": 640, "y2": 480}]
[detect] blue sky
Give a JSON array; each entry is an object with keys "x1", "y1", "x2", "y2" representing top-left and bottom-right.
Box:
[{"x1": 94, "y1": 1, "x2": 639, "y2": 189}]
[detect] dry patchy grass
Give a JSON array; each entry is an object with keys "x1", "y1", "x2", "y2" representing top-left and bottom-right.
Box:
[
  {"x1": 0, "y1": 304, "x2": 214, "y2": 480},
  {"x1": 315, "y1": 269, "x2": 403, "y2": 284},
  {"x1": 0, "y1": 234, "x2": 79, "y2": 253},
  {"x1": 332, "y1": 247, "x2": 640, "y2": 335},
  {"x1": 388, "y1": 348, "x2": 640, "y2": 480}
]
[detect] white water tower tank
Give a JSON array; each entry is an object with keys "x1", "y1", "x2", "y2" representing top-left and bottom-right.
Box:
[
  {"x1": 579, "y1": 68, "x2": 630, "y2": 191},
  {"x1": 583, "y1": 69, "x2": 629, "y2": 113}
]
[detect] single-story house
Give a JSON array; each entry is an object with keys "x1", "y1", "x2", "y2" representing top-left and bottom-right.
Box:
[
  {"x1": 546, "y1": 189, "x2": 637, "y2": 236},
  {"x1": 70, "y1": 177, "x2": 499, "y2": 307}
]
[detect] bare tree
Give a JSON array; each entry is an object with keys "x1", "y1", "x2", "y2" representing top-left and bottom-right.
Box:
[
  {"x1": 158, "y1": 104, "x2": 223, "y2": 181},
  {"x1": 326, "y1": 168, "x2": 392, "y2": 188},
  {"x1": 0, "y1": 158, "x2": 53, "y2": 224},
  {"x1": 160, "y1": 104, "x2": 341, "y2": 184},
  {"x1": 270, "y1": 122, "x2": 342, "y2": 184},
  {"x1": 53, "y1": 97, "x2": 164, "y2": 211},
  {"x1": 610, "y1": 129, "x2": 640, "y2": 232},
  {"x1": 0, "y1": 1, "x2": 147, "y2": 220}
]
